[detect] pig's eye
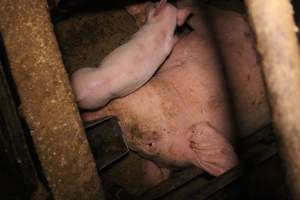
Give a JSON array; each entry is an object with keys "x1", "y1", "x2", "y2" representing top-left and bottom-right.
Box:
[
  {"x1": 145, "y1": 142, "x2": 157, "y2": 154},
  {"x1": 147, "y1": 142, "x2": 154, "y2": 148}
]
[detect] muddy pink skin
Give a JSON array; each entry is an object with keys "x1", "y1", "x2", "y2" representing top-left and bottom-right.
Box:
[
  {"x1": 71, "y1": 0, "x2": 191, "y2": 109},
  {"x1": 82, "y1": 10, "x2": 238, "y2": 175}
]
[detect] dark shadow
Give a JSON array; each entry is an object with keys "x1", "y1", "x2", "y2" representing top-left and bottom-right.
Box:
[
  {"x1": 0, "y1": 34, "x2": 52, "y2": 199},
  {"x1": 196, "y1": 3, "x2": 241, "y2": 147},
  {"x1": 52, "y1": 0, "x2": 153, "y2": 22}
]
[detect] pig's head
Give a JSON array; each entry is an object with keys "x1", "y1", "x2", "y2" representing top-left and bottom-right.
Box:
[{"x1": 126, "y1": 121, "x2": 238, "y2": 176}]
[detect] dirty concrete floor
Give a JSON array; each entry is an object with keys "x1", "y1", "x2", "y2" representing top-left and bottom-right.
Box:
[{"x1": 55, "y1": 9, "x2": 138, "y2": 74}]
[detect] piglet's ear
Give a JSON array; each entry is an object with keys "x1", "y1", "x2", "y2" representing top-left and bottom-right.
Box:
[
  {"x1": 126, "y1": 3, "x2": 149, "y2": 27},
  {"x1": 154, "y1": 0, "x2": 167, "y2": 16},
  {"x1": 176, "y1": 7, "x2": 192, "y2": 26},
  {"x1": 187, "y1": 122, "x2": 238, "y2": 176}
]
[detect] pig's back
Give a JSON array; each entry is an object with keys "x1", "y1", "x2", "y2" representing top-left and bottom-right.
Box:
[
  {"x1": 83, "y1": 31, "x2": 234, "y2": 143},
  {"x1": 156, "y1": 31, "x2": 234, "y2": 141},
  {"x1": 85, "y1": 73, "x2": 192, "y2": 144}
]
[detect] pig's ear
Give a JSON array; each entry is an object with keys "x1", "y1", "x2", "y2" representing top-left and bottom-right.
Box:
[
  {"x1": 127, "y1": 3, "x2": 156, "y2": 26},
  {"x1": 176, "y1": 7, "x2": 192, "y2": 26},
  {"x1": 187, "y1": 122, "x2": 238, "y2": 176},
  {"x1": 126, "y1": 4, "x2": 141, "y2": 17}
]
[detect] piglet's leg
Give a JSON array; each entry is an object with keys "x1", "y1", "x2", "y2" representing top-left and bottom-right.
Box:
[{"x1": 188, "y1": 122, "x2": 238, "y2": 176}]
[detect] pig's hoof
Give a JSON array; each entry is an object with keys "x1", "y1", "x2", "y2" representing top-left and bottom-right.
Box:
[{"x1": 187, "y1": 122, "x2": 238, "y2": 176}]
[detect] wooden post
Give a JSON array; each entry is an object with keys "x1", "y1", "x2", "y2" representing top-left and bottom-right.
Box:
[
  {"x1": 0, "y1": 0, "x2": 105, "y2": 199},
  {"x1": 245, "y1": 0, "x2": 300, "y2": 198}
]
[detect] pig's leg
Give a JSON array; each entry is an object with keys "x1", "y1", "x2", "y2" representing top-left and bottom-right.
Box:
[
  {"x1": 187, "y1": 122, "x2": 238, "y2": 176},
  {"x1": 143, "y1": 160, "x2": 170, "y2": 185}
]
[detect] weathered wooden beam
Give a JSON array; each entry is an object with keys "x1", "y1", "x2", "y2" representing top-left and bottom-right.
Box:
[
  {"x1": 245, "y1": 0, "x2": 300, "y2": 198},
  {"x1": 0, "y1": 58, "x2": 48, "y2": 199},
  {"x1": 0, "y1": 0, "x2": 104, "y2": 199}
]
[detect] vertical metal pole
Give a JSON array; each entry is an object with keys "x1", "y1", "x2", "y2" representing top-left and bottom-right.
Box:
[
  {"x1": 0, "y1": 0, "x2": 105, "y2": 199},
  {"x1": 245, "y1": 0, "x2": 300, "y2": 198}
]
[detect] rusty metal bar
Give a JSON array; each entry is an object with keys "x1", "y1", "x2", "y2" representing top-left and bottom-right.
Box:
[
  {"x1": 0, "y1": 0, "x2": 104, "y2": 199},
  {"x1": 245, "y1": 0, "x2": 300, "y2": 198}
]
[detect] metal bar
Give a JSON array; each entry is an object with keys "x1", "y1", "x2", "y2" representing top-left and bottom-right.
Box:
[
  {"x1": 140, "y1": 167, "x2": 204, "y2": 200},
  {"x1": 161, "y1": 126, "x2": 277, "y2": 200},
  {"x1": 245, "y1": 0, "x2": 300, "y2": 198},
  {"x1": 0, "y1": 0, "x2": 104, "y2": 199}
]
